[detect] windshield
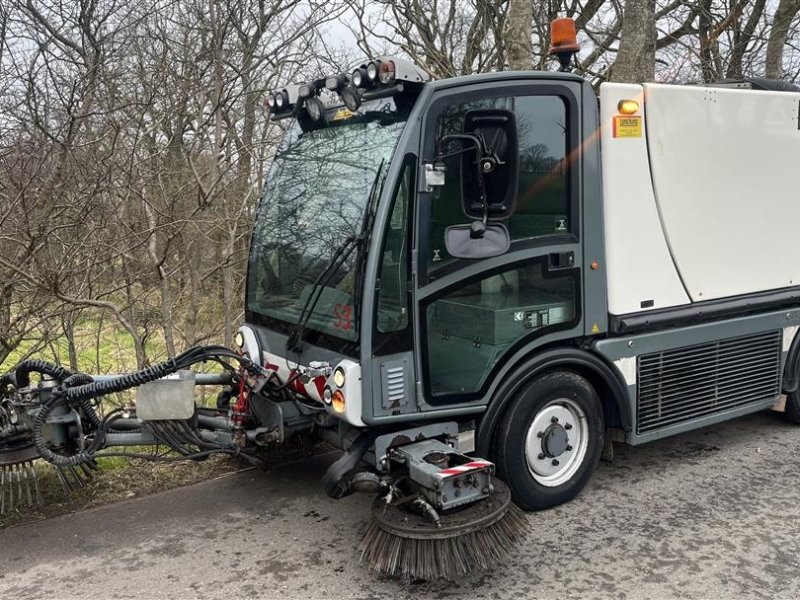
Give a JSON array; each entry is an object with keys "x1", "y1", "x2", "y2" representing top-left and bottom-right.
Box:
[{"x1": 247, "y1": 97, "x2": 409, "y2": 347}]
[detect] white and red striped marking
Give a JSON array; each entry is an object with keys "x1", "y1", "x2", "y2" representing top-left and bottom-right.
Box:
[
  {"x1": 437, "y1": 459, "x2": 493, "y2": 479},
  {"x1": 262, "y1": 352, "x2": 324, "y2": 404}
]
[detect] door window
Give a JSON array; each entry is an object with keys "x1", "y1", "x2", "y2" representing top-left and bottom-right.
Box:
[
  {"x1": 424, "y1": 261, "x2": 577, "y2": 397},
  {"x1": 429, "y1": 95, "x2": 569, "y2": 272},
  {"x1": 376, "y1": 162, "x2": 412, "y2": 334}
]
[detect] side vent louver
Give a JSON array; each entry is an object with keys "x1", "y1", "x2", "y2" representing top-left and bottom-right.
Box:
[
  {"x1": 637, "y1": 330, "x2": 782, "y2": 434},
  {"x1": 381, "y1": 359, "x2": 409, "y2": 410}
]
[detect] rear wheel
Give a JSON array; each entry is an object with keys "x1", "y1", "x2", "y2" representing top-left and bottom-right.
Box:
[{"x1": 493, "y1": 371, "x2": 604, "y2": 510}]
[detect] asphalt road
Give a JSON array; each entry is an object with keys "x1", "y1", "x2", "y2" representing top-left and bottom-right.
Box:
[{"x1": 2, "y1": 410, "x2": 800, "y2": 600}]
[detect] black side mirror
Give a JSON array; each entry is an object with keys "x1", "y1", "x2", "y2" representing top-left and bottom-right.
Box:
[
  {"x1": 459, "y1": 108, "x2": 519, "y2": 222},
  {"x1": 434, "y1": 107, "x2": 518, "y2": 260}
]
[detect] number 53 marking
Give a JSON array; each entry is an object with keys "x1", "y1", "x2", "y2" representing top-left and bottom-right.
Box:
[{"x1": 333, "y1": 303, "x2": 352, "y2": 331}]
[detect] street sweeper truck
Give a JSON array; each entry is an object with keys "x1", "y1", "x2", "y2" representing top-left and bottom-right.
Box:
[{"x1": 2, "y1": 17, "x2": 800, "y2": 581}]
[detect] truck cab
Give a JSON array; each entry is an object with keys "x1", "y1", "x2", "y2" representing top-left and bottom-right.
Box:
[
  {"x1": 241, "y1": 56, "x2": 800, "y2": 509},
  {"x1": 246, "y1": 63, "x2": 604, "y2": 416}
]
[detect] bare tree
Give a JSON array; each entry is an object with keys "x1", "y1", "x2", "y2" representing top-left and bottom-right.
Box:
[
  {"x1": 727, "y1": 0, "x2": 768, "y2": 78},
  {"x1": 612, "y1": 0, "x2": 656, "y2": 82},
  {"x1": 766, "y1": 0, "x2": 800, "y2": 78},
  {"x1": 346, "y1": 0, "x2": 507, "y2": 77},
  {"x1": 505, "y1": 0, "x2": 533, "y2": 70}
]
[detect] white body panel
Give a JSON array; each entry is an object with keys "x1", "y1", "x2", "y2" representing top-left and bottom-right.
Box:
[
  {"x1": 599, "y1": 83, "x2": 691, "y2": 315},
  {"x1": 600, "y1": 82, "x2": 800, "y2": 314},
  {"x1": 643, "y1": 84, "x2": 800, "y2": 301}
]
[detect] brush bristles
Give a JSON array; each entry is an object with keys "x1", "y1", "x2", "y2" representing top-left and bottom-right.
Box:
[{"x1": 359, "y1": 503, "x2": 528, "y2": 581}]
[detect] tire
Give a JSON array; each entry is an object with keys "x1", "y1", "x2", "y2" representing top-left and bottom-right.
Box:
[
  {"x1": 785, "y1": 390, "x2": 800, "y2": 424},
  {"x1": 493, "y1": 371, "x2": 604, "y2": 511}
]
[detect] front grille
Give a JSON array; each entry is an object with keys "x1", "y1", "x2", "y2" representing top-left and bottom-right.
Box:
[{"x1": 636, "y1": 330, "x2": 782, "y2": 433}]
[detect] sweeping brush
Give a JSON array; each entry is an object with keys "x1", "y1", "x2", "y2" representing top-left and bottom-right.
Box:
[{"x1": 359, "y1": 479, "x2": 528, "y2": 581}]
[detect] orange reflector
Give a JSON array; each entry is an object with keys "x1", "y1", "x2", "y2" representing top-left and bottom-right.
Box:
[
  {"x1": 618, "y1": 99, "x2": 640, "y2": 115},
  {"x1": 549, "y1": 18, "x2": 580, "y2": 55},
  {"x1": 331, "y1": 390, "x2": 346, "y2": 413}
]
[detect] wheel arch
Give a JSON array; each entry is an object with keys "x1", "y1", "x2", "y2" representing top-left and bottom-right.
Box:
[
  {"x1": 475, "y1": 346, "x2": 631, "y2": 456},
  {"x1": 783, "y1": 327, "x2": 800, "y2": 394}
]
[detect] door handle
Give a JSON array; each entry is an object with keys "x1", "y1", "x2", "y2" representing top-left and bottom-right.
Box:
[{"x1": 548, "y1": 251, "x2": 575, "y2": 270}]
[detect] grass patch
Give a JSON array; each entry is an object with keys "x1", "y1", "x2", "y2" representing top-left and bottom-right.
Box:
[{"x1": 1, "y1": 319, "x2": 163, "y2": 375}]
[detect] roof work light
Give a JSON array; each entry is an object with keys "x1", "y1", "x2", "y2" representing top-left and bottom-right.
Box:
[
  {"x1": 266, "y1": 57, "x2": 429, "y2": 122},
  {"x1": 339, "y1": 85, "x2": 362, "y2": 112},
  {"x1": 351, "y1": 67, "x2": 367, "y2": 88},
  {"x1": 378, "y1": 60, "x2": 396, "y2": 85},
  {"x1": 366, "y1": 61, "x2": 379, "y2": 82}
]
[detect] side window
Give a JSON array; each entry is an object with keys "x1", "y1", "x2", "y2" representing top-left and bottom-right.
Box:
[
  {"x1": 376, "y1": 162, "x2": 412, "y2": 334},
  {"x1": 429, "y1": 95, "x2": 569, "y2": 271},
  {"x1": 424, "y1": 262, "x2": 577, "y2": 397}
]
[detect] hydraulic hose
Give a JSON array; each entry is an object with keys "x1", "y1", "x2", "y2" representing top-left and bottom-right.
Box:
[
  {"x1": 63, "y1": 358, "x2": 178, "y2": 404},
  {"x1": 15, "y1": 359, "x2": 73, "y2": 388},
  {"x1": 29, "y1": 345, "x2": 264, "y2": 468},
  {"x1": 62, "y1": 373, "x2": 102, "y2": 430},
  {"x1": 32, "y1": 392, "x2": 97, "y2": 467},
  {"x1": 0, "y1": 372, "x2": 16, "y2": 391},
  {"x1": 32, "y1": 359, "x2": 181, "y2": 467}
]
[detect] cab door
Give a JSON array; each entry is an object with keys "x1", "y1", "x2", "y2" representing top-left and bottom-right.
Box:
[{"x1": 415, "y1": 80, "x2": 585, "y2": 407}]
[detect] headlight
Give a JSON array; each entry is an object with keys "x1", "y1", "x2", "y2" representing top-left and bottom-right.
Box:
[
  {"x1": 233, "y1": 331, "x2": 245, "y2": 349},
  {"x1": 332, "y1": 367, "x2": 346, "y2": 388},
  {"x1": 323, "y1": 386, "x2": 333, "y2": 404},
  {"x1": 331, "y1": 390, "x2": 345, "y2": 413}
]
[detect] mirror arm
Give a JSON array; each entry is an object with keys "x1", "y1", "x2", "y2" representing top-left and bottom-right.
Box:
[
  {"x1": 433, "y1": 145, "x2": 480, "y2": 163},
  {"x1": 471, "y1": 155, "x2": 490, "y2": 238},
  {"x1": 435, "y1": 133, "x2": 494, "y2": 239},
  {"x1": 435, "y1": 133, "x2": 483, "y2": 161}
]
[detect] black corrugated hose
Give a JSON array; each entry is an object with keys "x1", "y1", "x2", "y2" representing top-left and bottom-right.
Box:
[
  {"x1": 14, "y1": 359, "x2": 73, "y2": 389},
  {"x1": 27, "y1": 346, "x2": 266, "y2": 468}
]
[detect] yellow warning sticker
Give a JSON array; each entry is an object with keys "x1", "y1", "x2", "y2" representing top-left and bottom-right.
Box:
[
  {"x1": 612, "y1": 115, "x2": 642, "y2": 138},
  {"x1": 332, "y1": 108, "x2": 355, "y2": 121},
  {"x1": 591, "y1": 323, "x2": 600, "y2": 334}
]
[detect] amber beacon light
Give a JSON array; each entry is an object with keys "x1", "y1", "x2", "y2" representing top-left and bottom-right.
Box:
[{"x1": 549, "y1": 18, "x2": 581, "y2": 72}]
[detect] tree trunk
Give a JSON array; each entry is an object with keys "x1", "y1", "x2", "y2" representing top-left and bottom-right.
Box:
[
  {"x1": 222, "y1": 252, "x2": 234, "y2": 347},
  {"x1": 698, "y1": 0, "x2": 724, "y2": 83},
  {"x1": 727, "y1": 0, "x2": 767, "y2": 79},
  {"x1": 505, "y1": 0, "x2": 533, "y2": 70},
  {"x1": 62, "y1": 314, "x2": 79, "y2": 371},
  {"x1": 766, "y1": 0, "x2": 800, "y2": 79},
  {"x1": 612, "y1": 0, "x2": 656, "y2": 83}
]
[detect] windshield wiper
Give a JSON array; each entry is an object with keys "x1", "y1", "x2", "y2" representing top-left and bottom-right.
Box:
[
  {"x1": 285, "y1": 159, "x2": 386, "y2": 353},
  {"x1": 352, "y1": 160, "x2": 386, "y2": 335}
]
